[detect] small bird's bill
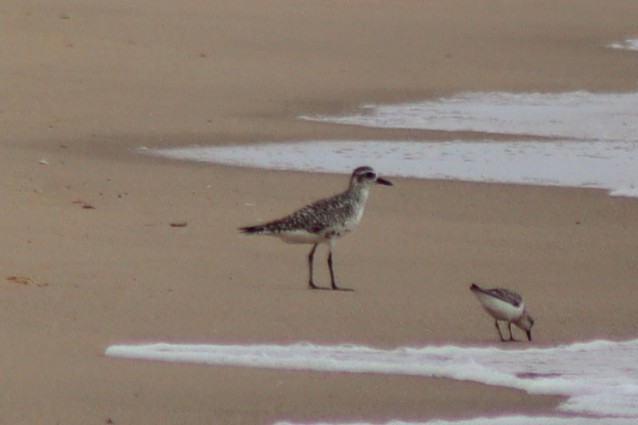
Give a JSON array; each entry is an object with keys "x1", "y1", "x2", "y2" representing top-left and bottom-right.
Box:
[
  {"x1": 526, "y1": 330, "x2": 532, "y2": 341},
  {"x1": 375, "y1": 177, "x2": 393, "y2": 186}
]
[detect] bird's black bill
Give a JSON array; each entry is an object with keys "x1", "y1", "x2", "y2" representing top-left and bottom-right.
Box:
[
  {"x1": 526, "y1": 330, "x2": 532, "y2": 342},
  {"x1": 375, "y1": 177, "x2": 393, "y2": 186}
]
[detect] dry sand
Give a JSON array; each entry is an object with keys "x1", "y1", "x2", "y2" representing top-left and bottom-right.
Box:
[{"x1": 2, "y1": 1, "x2": 638, "y2": 424}]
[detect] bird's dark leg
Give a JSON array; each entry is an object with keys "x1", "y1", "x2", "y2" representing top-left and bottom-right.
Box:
[
  {"x1": 495, "y1": 320, "x2": 506, "y2": 342},
  {"x1": 327, "y1": 251, "x2": 338, "y2": 289},
  {"x1": 328, "y1": 245, "x2": 353, "y2": 291},
  {"x1": 307, "y1": 244, "x2": 320, "y2": 289}
]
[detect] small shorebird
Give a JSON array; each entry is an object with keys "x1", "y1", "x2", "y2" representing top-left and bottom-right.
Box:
[
  {"x1": 240, "y1": 166, "x2": 393, "y2": 291},
  {"x1": 470, "y1": 283, "x2": 535, "y2": 342}
]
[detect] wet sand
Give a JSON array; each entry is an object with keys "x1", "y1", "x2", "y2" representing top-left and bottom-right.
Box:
[{"x1": 2, "y1": 1, "x2": 638, "y2": 423}]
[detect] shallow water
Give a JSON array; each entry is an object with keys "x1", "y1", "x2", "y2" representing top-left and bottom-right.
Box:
[
  {"x1": 275, "y1": 417, "x2": 638, "y2": 425},
  {"x1": 300, "y1": 91, "x2": 638, "y2": 142},
  {"x1": 148, "y1": 91, "x2": 638, "y2": 197},
  {"x1": 152, "y1": 139, "x2": 638, "y2": 197},
  {"x1": 106, "y1": 338, "x2": 638, "y2": 424},
  {"x1": 608, "y1": 38, "x2": 638, "y2": 51}
]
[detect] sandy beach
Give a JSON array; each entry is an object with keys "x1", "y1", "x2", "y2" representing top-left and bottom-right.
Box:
[{"x1": 2, "y1": 1, "x2": 638, "y2": 423}]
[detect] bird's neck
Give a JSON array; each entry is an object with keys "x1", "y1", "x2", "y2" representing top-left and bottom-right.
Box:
[{"x1": 346, "y1": 184, "x2": 370, "y2": 205}]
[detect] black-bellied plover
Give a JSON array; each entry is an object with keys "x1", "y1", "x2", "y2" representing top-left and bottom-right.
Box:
[
  {"x1": 240, "y1": 166, "x2": 393, "y2": 291},
  {"x1": 470, "y1": 283, "x2": 535, "y2": 342}
]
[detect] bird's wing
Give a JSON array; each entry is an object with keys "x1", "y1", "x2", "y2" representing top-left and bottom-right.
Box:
[{"x1": 486, "y1": 288, "x2": 523, "y2": 307}]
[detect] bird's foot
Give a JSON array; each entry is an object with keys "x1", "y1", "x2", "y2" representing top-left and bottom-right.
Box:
[
  {"x1": 309, "y1": 281, "x2": 324, "y2": 290},
  {"x1": 331, "y1": 283, "x2": 354, "y2": 292},
  {"x1": 309, "y1": 282, "x2": 332, "y2": 290},
  {"x1": 308, "y1": 281, "x2": 354, "y2": 291}
]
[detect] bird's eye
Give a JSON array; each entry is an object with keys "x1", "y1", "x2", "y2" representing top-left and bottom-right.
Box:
[{"x1": 365, "y1": 172, "x2": 375, "y2": 179}]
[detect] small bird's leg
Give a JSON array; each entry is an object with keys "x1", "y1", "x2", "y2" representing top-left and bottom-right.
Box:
[
  {"x1": 507, "y1": 322, "x2": 517, "y2": 341},
  {"x1": 495, "y1": 320, "x2": 506, "y2": 342},
  {"x1": 307, "y1": 244, "x2": 320, "y2": 289}
]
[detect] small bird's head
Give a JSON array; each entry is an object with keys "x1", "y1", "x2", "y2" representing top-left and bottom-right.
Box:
[
  {"x1": 517, "y1": 311, "x2": 535, "y2": 341},
  {"x1": 350, "y1": 166, "x2": 393, "y2": 188}
]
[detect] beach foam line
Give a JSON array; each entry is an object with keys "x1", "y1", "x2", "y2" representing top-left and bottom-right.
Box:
[
  {"x1": 106, "y1": 338, "x2": 638, "y2": 420},
  {"x1": 150, "y1": 140, "x2": 638, "y2": 197},
  {"x1": 608, "y1": 38, "x2": 638, "y2": 52},
  {"x1": 273, "y1": 416, "x2": 638, "y2": 425},
  {"x1": 148, "y1": 91, "x2": 638, "y2": 197},
  {"x1": 300, "y1": 91, "x2": 638, "y2": 142}
]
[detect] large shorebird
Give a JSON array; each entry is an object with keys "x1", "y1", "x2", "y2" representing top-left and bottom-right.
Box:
[
  {"x1": 240, "y1": 166, "x2": 392, "y2": 290},
  {"x1": 470, "y1": 283, "x2": 535, "y2": 342}
]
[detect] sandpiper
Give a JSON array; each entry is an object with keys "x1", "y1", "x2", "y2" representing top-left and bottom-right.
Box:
[
  {"x1": 240, "y1": 166, "x2": 393, "y2": 290},
  {"x1": 470, "y1": 283, "x2": 535, "y2": 342}
]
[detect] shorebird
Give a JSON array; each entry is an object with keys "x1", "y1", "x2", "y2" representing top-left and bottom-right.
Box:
[
  {"x1": 239, "y1": 166, "x2": 393, "y2": 291},
  {"x1": 470, "y1": 283, "x2": 535, "y2": 342}
]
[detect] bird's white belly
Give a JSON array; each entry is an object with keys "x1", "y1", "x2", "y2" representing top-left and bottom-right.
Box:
[
  {"x1": 274, "y1": 230, "x2": 325, "y2": 244},
  {"x1": 274, "y1": 225, "x2": 354, "y2": 244},
  {"x1": 476, "y1": 293, "x2": 524, "y2": 321}
]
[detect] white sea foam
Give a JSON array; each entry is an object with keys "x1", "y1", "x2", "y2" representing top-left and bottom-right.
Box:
[
  {"x1": 300, "y1": 92, "x2": 638, "y2": 142},
  {"x1": 106, "y1": 338, "x2": 638, "y2": 423},
  {"x1": 608, "y1": 38, "x2": 638, "y2": 52},
  {"x1": 149, "y1": 91, "x2": 638, "y2": 197},
  {"x1": 274, "y1": 417, "x2": 638, "y2": 425},
  {"x1": 153, "y1": 140, "x2": 638, "y2": 197}
]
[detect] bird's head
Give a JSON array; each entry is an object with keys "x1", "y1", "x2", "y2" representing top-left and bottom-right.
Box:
[{"x1": 350, "y1": 166, "x2": 393, "y2": 189}]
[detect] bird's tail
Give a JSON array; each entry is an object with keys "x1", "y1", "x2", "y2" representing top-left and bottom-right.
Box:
[
  {"x1": 470, "y1": 283, "x2": 482, "y2": 292},
  {"x1": 239, "y1": 224, "x2": 269, "y2": 235}
]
